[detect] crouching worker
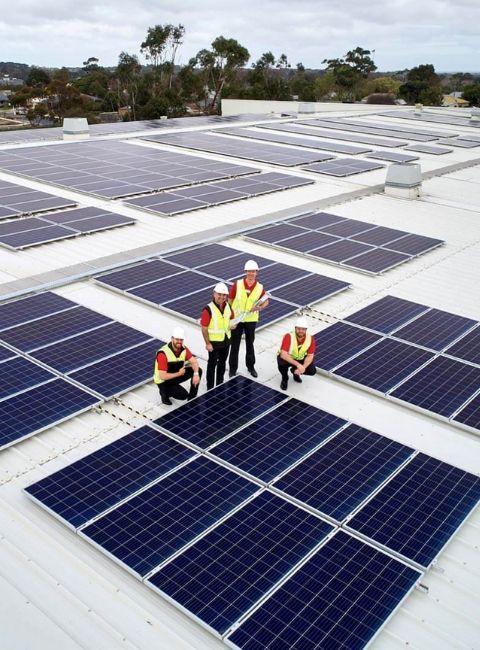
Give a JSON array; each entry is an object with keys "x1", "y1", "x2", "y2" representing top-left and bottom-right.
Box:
[
  {"x1": 154, "y1": 327, "x2": 202, "y2": 405},
  {"x1": 277, "y1": 317, "x2": 316, "y2": 390}
]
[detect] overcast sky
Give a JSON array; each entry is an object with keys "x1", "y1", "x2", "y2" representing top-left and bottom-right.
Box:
[{"x1": 2, "y1": 0, "x2": 479, "y2": 72}]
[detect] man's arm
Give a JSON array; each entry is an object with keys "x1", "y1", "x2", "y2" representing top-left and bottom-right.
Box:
[
  {"x1": 279, "y1": 349, "x2": 304, "y2": 369},
  {"x1": 157, "y1": 367, "x2": 186, "y2": 382},
  {"x1": 189, "y1": 355, "x2": 201, "y2": 386},
  {"x1": 201, "y1": 325, "x2": 213, "y2": 352}
]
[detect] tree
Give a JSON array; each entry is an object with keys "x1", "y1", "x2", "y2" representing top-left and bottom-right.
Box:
[
  {"x1": 344, "y1": 47, "x2": 376, "y2": 78},
  {"x1": 322, "y1": 47, "x2": 377, "y2": 101},
  {"x1": 26, "y1": 66, "x2": 51, "y2": 88},
  {"x1": 399, "y1": 64, "x2": 443, "y2": 105},
  {"x1": 141, "y1": 24, "x2": 185, "y2": 91},
  {"x1": 82, "y1": 57, "x2": 100, "y2": 73},
  {"x1": 313, "y1": 72, "x2": 336, "y2": 100},
  {"x1": 116, "y1": 52, "x2": 142, "y2": 120},
  {"x1": 460, "y1": 83, "x2": 480, "y2": 106}
]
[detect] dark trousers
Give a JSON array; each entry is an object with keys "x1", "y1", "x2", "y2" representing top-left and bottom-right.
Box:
[
  {"x1": 277, "y1": 357, "x2": 316, "y2": 382},
  {"x1": 207, "y1": 341, "x2": 230, "y2": 390},
  {"x1": 158, "y1": 366, "x2": 203, "y2": 401},
  {"x1": 229, "y1": 321, "x2": 257, "y2": 373}
]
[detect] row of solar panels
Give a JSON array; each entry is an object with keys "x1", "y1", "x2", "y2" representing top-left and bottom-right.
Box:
[
  {"x1": 313, "y1": 295, "x2": 480, "y2": 432},
  {"x1": 245, "y1": 210, "x2": 443, "y2": 274},
  {"x1": 95, "y1": 242, "x2": 350, "y2": 329},
  {"x1": 25, "y1": 376, "x2": 480, "y2": 648},
  {"x1": 0, "y1": 291, "x2": 163, "y2": 449},
  {"x1": 0, "y1": 178, "x2": 76, "y2": 219}
]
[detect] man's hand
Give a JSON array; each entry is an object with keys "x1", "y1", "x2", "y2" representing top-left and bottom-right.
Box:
[
  {"x1": 192, "y1": 373, "x2": 200, "y2": 386},
  {"x1": 177, "y1": 367, "x2": 186, "y2": 377},
  {"x1": 206, "y1": 343, "x2": 213, "y2": 352},
  {"x1": 294, "y1": 365, "x2": 305, "y2": 375}
]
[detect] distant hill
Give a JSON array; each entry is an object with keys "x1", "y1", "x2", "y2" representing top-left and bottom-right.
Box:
[{"x1": 0, "y1": 62, "x2": 30, "y2": 80}]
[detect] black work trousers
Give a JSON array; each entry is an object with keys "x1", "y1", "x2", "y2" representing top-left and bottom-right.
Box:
[
  {"x1": 207, "y1": 341, "x2": 230, "y2": 390},
  {"x1": 229, "y1": 321, "x2": 257, "y2": 374},
  {"x1": 158, "y1": 366, "x2": 203, "y2": 401},
  {"x1": 277, "y1": 357, "x2": 316, "y2": 382}
]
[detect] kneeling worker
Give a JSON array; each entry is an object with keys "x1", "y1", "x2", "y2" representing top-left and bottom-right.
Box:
[
  {"x1": 154, "y1": 327, "x2": 202, "y2": 405},
  {"x1": 277, "y1": 317, "x2": 316, "y2": 390},
  {"x1": 201, "y1": 282, "x2": 235, "y2": 390}
]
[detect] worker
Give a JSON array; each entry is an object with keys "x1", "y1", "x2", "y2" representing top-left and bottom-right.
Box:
[
  {"x1": 277, "y1": 317, "x2": 316, "y2": 390},
  {"x1": 228, "y1": 259, "x2": 269, "y2": 378},
  {"x1": 201, "y1": 282, "x2": 235, "y2": 390},
  {"x1": 153, "y1": 327, "x2": 202, "y2": 405}
]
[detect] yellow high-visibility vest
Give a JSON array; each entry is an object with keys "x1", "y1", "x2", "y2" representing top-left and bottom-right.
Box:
[
  {"x1": 153, "y1": 343, "x2": 187, "y2": 384},
  {"x1": 278, "y1": 332, "x2": 312, "y2": 360},
  {"x1": 231, "y1": 279, "x2": 263, "y2": 323},
  {"x1": 207, "y1": 301, "x2": 232, "y2": 342}
]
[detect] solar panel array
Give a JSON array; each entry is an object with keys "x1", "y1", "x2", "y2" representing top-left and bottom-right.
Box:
[
  {"x1": 95, "y1": 242, "x2": 350, "y2": 328},
  {"x1": 405, "y1": 143, "x2": 453, "y2": 155},
  {"x1": 124, "y1": 171, "x2": 313, "y2": 216},
  {"x1": 317, "y1": 117, "x2": 453, "y2": 140},
  {"x1": 25, "y1": 376, "x2": 480, "y2": 648},
  {"x1": 245, "y1": 211, "x2": 443, "y2": 274},
  {"x1": 314, "y1": 295, "x2": 480, "y2": 432},
  {"x1": 0, "y1": 206, "x2": 135, "y2": 250},
  {"x1": 0, "y1": 140, "x2": 259, "y2": 199},
  {"x1": 0, "y1": 178, "x2": 76, "y2": 219},
  {"x1": 437, "y1": 137, "x2": 480, "y2": 148},
  {"x1": 0, "y1": 291, "x2": 163, "y2": 448},
  {"x1": 302, "y1": 157, "x2": 385, "y2": 176},
  {"x1": 141, "y1": 130, "x2": 334, "y2": 166},
  {"x1": 380, "y1": 109, "x2": 480, "y2": 129}
]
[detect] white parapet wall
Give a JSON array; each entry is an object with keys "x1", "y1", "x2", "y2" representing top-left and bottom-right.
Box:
[{"x1": 221, "y1": 98, "x2": 392, "y2": 116}]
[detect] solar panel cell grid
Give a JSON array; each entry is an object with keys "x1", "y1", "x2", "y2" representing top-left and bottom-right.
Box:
[
  {"x1": 80, "y1": 456, "x2": 259, "y2": 576},
  {"x1": 260, "y1": 121, "x2": 402, "y2": 148},
  {"x1": 344, "y1": 296, "x2": 429, "y2": 334},
  {"x1": 96, "y1": 260, "x2": 183, "y2": 291},
  {"x1": 246, "y1": 223, "x2": 306, "y2": 243},
  {"x1": 271, "y1": 274, "x2": 349, "y2": 307},
  {"x1": 445, "y1": 325, "x2": 480, "y2": 365},
  {"x1": 255, "y1": 298, "x2": 297, "y2": 328},
  {"x1": 130, "y1": 272, "x2": 215, "y2": 305},
  {"x1": 0, "y1": 292, "x2": 77, "y2": 331},
  {"x1": 392, "y1": 308, "x2": 477, "y2": 351},
  {"x1": 147, "y1": 491, "x2": 334, "y2": 635},
  {"x1": 345, "y1": 247, "x2": 411, "y2": 273},
  {"x1": 289, "y1": 211, "x2": 346, "y2": 229},
  {"x1": 314, "y1": 322, "x2": 383, "y2": 371},
  {"x1": 319, "y1": 218, "x2": 377, "y2": 238},
  {"x1": 309, "y1": 238, "x2": 374, "y2": 262},
  {"x1": 196, "y1": 255, "x2": 276, "y2": 281},
  {"x1": 350, "y1": 225, "x2": 410, "y2": 246},
  {"x1": 385, "y1": 234, "x2": 444, "y2": 256},
  {"x1": 0, "y1": 344, "x2": 16, "y2": 363},
  {"x1": 0, "y1": 357, "x2": 55, "y2": 400},
  {"x1": 452, "y1": 393, "x2": 480, "y2": 430},
  {"x1": 165, "y1": 244, "x2": 239, "y2": 267},
  {"x1": 271, "y1": 230, "x2": 340, "y2": 252},
  {"x1": 0, "y1": 224, "x2": 77, "y2": 249}
]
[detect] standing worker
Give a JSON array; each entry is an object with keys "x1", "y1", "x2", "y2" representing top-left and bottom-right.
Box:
[
  {"x1": 201, "y1": 282, "x2": 235, "y2": 390},
  {"x1": 154, "y1": 327, "x2": 202, "y2": 405},
  {"x1": 277, "y1": 317, "x2": 316, "y2": 390},
  {"x1": 228, "y1": 259, "x2": 269, "y2": 378}
]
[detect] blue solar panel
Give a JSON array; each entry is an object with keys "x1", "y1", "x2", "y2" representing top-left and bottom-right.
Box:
[
  {"x1": 0, "y1": 379, "x2": 100, "y2": 449},
  {"x1": 129, "y1": 271, "x2": 214, "y2": 305},
  {"x1": 162, "y1": 288, "x2": 213, "y2": 321},
  {"x1": 334, "y1": 338, "x2": 434, "y2": 393},
  {"x1": 30, "y1": 322, "x2": 152, "y2": 373},
  {"x1": 0, "y1": 356, "x2": 56, "y2": 399},
  {"x1": 313, "y1": 322, "x2": 382, "y2": 371},
  {"x1": 350, "y1": 225, "x2": 409, "y2": 246},
  {"x1": 319, "y1": 218, "x2": 377, "y2": 238},
  {"x1": 390, "y1": 357, "x2": 480, "y2": 418},
  {"x1": 344, "y1": 296, "x2": 429, "y2": 334},
  {"x1": 210, "y1": 399, "x2": 347, "y2": 482},
  {"x1": 165, "y1": 244, "x2": 239, "y2": 268},
  {"x1": 96, "y1": 260, "x2": 183, "y2": 291},
  {"x1": 309, "y1": 238, "x2": 373, "y2": 262},
  {"x1": 228, "y1": 530, "x2": 421, "y2": 650},
  {"x1": 246, "y1": 223, "x2": 306, "y2": 243},
  {"x1": 147, "y1": 491, "x2": 334, "y2": 635},
  {"x1": 154, "y1": 376, "x2": 287, "y2": 449},
  {"x1": 25, "y1": 425, "x2": 195, "y2": 529},
  {"x1": 0, "y1": 306, "x2": 112, "y2": 352},
  {"x1": 0, "y1": 344, "x2": 16, "y2": 362},
  {"x1": 347, "y1": 453, "x2": 480, "y2": 567},
  {"x1": 80, "y1": 456, "x2": 259, "y2": 576},
  {"x1": 255, "y1": 298, "x2": 297, "y2": 329},
  {"x1": 271, "y1": 274, "x2": 349, "y2": 307},
  {"x1": 274, "y1": 425, "x2": 413, "y2": 521},
  {"x1": 274, "y1": 230, "x2": 340, "y2": 253},
  {"x1": 393, "y1": 308, "x2": 477, "y2": 351},
  {"x1": 234, "y1": 263, "x2": 310, "y2": 290},
  {"x1": 445, "y1": 325, "x2": 480, "y2": 365},
  {"x1": 385, "y1": 234, "x2": 443, "y2": 256},
  {"x1": 197, "y1": 253, "x2": 276, "y2": 281},
  {"x1": 345, "y1": 247, "x2": 410, "y2": 273},
  {"x1": 0, "y1": 292, "x2": 77, "y2": 331},
  {"x1": 453, "y1": 393, "x2": 480, "y2": 431},
  {"x1": 289, "y1": 211, "x2": 346, "y2": 230},
  {"x1": 69, "y1": 339, "x2": 163, "y2": 397}
]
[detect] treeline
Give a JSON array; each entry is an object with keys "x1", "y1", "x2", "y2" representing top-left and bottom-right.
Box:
[{"x1": 3, "y1": 25, "x2": 480, "y2": 125}]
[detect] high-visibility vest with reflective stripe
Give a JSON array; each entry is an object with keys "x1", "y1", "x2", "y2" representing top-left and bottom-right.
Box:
[
  {"x1": 153, "y1": 343, "x2": 187, "y2": 384},
  {"x1": 278, "y1": 332, "x2": 312, "y2": 360},
  {"x1": 231, "y1": 279, "x2": 263, "y2": 323},
  {"x1": 207, "y1": 301, "x2": 232, "y2": 342}
]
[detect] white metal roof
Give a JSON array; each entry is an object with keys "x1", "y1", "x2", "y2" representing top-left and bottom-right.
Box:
[{"x1": 0, "y1": 105, "x2": 479, "y2": 650}]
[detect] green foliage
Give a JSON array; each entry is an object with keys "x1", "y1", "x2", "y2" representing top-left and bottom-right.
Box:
[
  {"x1": 399, "y1": 64, "x2": 442, "y2": 105},
  {"x1": 462, "y1": 83, "x2": 480, "y2": 106},
  {"x1": 26, "y1": 66, "x2": 51, "y2": 87},
  {"x1": 322, "y1": 47, "x2": 377, "y2": 100}
]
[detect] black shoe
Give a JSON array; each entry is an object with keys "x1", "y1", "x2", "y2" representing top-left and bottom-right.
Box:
[
  {"x1": 161, "y1": 396, "x2": 172, "y2": 405},
  {"x1": 293, "y1": 374, "x2": 302, "y2": 383},
  {"x1": 248, "y1": 368, "x2": 258, "y2": 378},
  {"x1": 280, "y1": 379, "x2": 288, "y2": 390},
  {"x1": 229, "y1": 370, "x2": 237, "y2": 378}
]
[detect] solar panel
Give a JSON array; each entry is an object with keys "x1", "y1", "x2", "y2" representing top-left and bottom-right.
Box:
[
  {"x1": 274, "y1": 425, "x2": 414, "y2": 521},
  {"x1": 0, "y1": 179, "x2": 76, "y2": 218},
  {"x1": 346, "y1": 453, "x2": 480, "y2": 567},
  {"x1": 147, "y1": 491, "x2": 334, "y2": 635},
  {"x1": 247, "y1": 264, "x2": 311, "y2": 289},
  {"x1": 129, "y1": 272, "x2": 215, "y2": 305},
  {"x1": 0, "y1": 378, "x2": 100, "y2": 450},
  {"x1": 333, "y1": 338, "x2": 434, "y2": 393},
  {"x1": 309, "y1": 238, "x2": 374, "y2": 262},
  {"x1": 390, "y1": 356, "x2": 480, "y2": 418},
  {"x1": 270, "y1": 230, "x2": 340, "y2": 252},
  {"x1": 68, "y1": 339, "x2": 163, "y2": 397},
  {"x1": 80, "y1": 456, "x2": 259, "y2": 576},
  {"x1": 437, "y1": 138, "x2": 479, "y2": 148},
  {"x1": 29, "y1": 322, "x2": 153, "y2": 373},
  {"x1": 384, "y1": 233, "x2": 444, "y2": 256},
  {"x1": 261, "y1": 121, "x2": 404, "y2": 148},
  {"x1": 380, "y1": 110, "x2": 478, "y2": 129},
  {"x1": 367, "y1": 151, "x2": 420, "y2": 162},
  {"x1": 289, "y1": 211, "x2": 346, "y2": 229},
  {"x1": 58, "y1": 213, "x2": 135, "y2": 233},
  {"x1": 345, "y1": 247, "x2": 411, "y2": 273},
  {"x1": 154, "y1": 376, "x2": 287, "y2": 449},
  {"x1": 0, "y1": 224, "x2": 77, "y2": 249},
  {"x1": 162, "y1": 288, "x2": 213, "y2": 321},
  {"x1": 317, "y1": 117, "x2": 439, "y2": 141},
  {"x1": 271, "y1": 274, "x2": 350, "y2": 307},
  {"x1": 245, "y1": 223, "x2": 306, "y2": 243},
  {"x1": 322, "y1": 116, "x2": 454, "y2": 139},
  {"x1": 444, "y1": 325, "x2": 480, "y2": 365},
  {"x1": 313, "y1": 322, "x2": 382, "y2": 371},
  {"x1": 197, "y1": 254, "x2": 277, "y2": 281},
  {"x1": 344, "y1": 296, "x2": 429, "y2": 334},
  {"x1": 25, "y1": 425, "x2": 195, "y2": 529},
  {"x1": 0, "y1": 306, "x2": 112, "y2": 352},
  {"x1": 210, "y1": 399, "x2": 346, "y2": 482},
  {"x1": 404, "y1": 144, "x2": 452, "y2": 155},
  {"x1": 255, "y1": 298, "x2": 298, "y2": 329},
  {"x1": 0, "y1": 344, "x2": 16, "y2": 362},
  {"x1": 165, "y1": 243, "x2": 239, "y2": 268},
  {"x1": 227, "y1": 530, "x2": 421, "y2": 650},
  {"x1": 452, "y1": 393, "x2": 480, "y2": 431},
  {"x1": 319, "y1": 218, "x2": 377, "y2": 238},
  {"x1": 0, "y1": 355, "x2": 57, "y2": 400},
  {"x1": 350, "y1": 225, "x2": 410, "y2": 246},
  {"x1": 0, "y1": 216, "x2": 52, "y2": 235},
  {"x1": 392, "y1": 308, "x2": 477, "y2": 351},
  {"x1": 303, "y1": 158, "x2": 385, "y2": 176},
  {"x1": 96, "y1": 260, "x2": 183, "y2": 291},
  {"x1": 0, "y1": 292, "x2": 77, "y2": 330}
]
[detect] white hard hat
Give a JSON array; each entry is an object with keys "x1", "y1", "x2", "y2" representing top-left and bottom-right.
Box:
[
  {"x1": 295, "y1": 317, "x2": 308, "y2": 329},
  {"x1": 171, "y1": 326, "x2": 185, "y2": 339},
  {"x1": 244, "y1": 259, "x2": 259, "y2": 271},
  {"x1": 213, "y1": 282, "x2": 229, "y2": 294}
]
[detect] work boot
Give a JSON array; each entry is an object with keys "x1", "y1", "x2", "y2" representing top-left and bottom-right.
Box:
[
  {"x1": 161, "y1": 396, "x2": 172, "y2": 405},
  {"x1": 293, "y1": 374, "x2": 302, "y2": 383},
  {"x1": 248, "y1": 368, "x2": 258, "y2": 378},
  {"x1": 280, "y1": 379, "x2": 288, "y2": 390}
]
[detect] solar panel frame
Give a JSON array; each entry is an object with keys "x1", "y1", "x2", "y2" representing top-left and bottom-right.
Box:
[
  {"x1": 451, "y1": 392, "x2": 480, "y2": 432},
  {"x1": 288, "y1": 211, "x2": 347, "y2": 230},
  {"x1": 95, "y1": 259, "x2": 185, "y2": 292},
  {"x1": 0, "y1": 292, "x2": 78, "y2": 331},
  {"x1": 344, "y1": 296, "x2": 430, "y2": 334},
  {"x1": 343, "y1": 247, "x2": 411, "y2": 274},
  {"x1": 383, "y1": 233, "x2": 444, "y2": 256},
  {"x1": 271, "y1": 274, "x2": 350, "y2": 307},
  {"x1": 313, "y1": 322, "x2": 383, "y2": 372},
  {"x1": 129, "y1": 271, "x2": 216, "y2": 306},
  {"x1": 391, "y1": 308, "x2": 477, "y2": 352},
  {"x1": 0, "y1": 356, "x2": 57, "y2": 400},
  {"x1": 444, "y1": 324, "x2": 480, "y2": 365},
  {"x1": 302, "y1": 158, "x2": 385, "y2": 176}
]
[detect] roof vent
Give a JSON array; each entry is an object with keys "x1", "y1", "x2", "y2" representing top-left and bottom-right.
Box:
[
  {"x1": 414, "y1": 103, "x2": 423, "y2": 115},
  {"x1": 298, "y1": 102, "x2": 316, "y2": 114},
  {"x1": 384, "y1": 162, "x2": 422, "y2": 199},
  {"x1": 471, "y1": 107, "x2": 480, "y2": 122},
  {"x1": 63, "y1": 117, "x2": 89, "y2": 140}
]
